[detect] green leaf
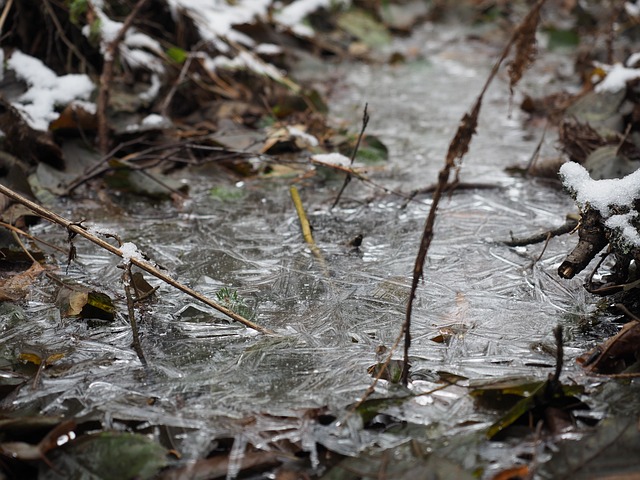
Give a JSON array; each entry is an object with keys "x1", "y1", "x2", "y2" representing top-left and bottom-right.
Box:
[
  {"x1": 337, "y1": 9, "x2": 392, "y2": 48},
  {"x1": 166, "y1": 47, "x2": 188, "y2": 64},
  {"x1": 42, "y1": 432, "x2": 167, "y2": 480}
]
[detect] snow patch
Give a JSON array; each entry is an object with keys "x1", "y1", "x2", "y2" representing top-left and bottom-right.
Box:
[
  {"x1": 288, "y1": 126, "x2": 318, "y2": 147},
  {"x1": 595, "y1": 62, "x2": 640, "y2": 93},
  {"x1": 120, "y1": 242, "x2": 144, "y2": 262},
  {"x1": 560, "y1": 162, "x2": 640, "y2": 247},
  {"x1": 7, "y1": 51, "x2": 94, "y2": 131}
]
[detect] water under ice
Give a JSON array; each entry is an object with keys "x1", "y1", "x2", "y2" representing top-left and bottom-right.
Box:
[{"x1": 0, "y1": 22, "x2": 601, "y2": 475}]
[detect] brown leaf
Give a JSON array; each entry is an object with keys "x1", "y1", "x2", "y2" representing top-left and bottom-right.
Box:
[
  {"x1": 0, "y1": 262, "x2": 45, "y2": 301},
  {"x1": 578, "y1": 320, "x2": 640, "y2": 374}
]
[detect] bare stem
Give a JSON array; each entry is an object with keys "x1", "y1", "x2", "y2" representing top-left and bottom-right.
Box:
[{"x1": 0, "y1": 183, "x2": 272, "y2": 334}]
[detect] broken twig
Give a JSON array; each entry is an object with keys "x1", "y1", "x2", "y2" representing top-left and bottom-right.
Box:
[
  {"x1": 331, "y1": 104, "x2": 370, "y2": 209},
  {"x1": 0, "y1": 183, "x2": 272, "y2": 334}
]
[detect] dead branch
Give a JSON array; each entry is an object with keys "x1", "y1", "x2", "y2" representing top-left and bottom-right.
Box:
[
  {"x1": 401, "y1": 0, "x2": 548, "y2": 386},
  {"x1": 97, "y1": 0, "x2": 151, "y2": 153},
  {"x1": 123, "y1": 264, "x2": 147, "y2": 365},
  {"x1": 331, "y1": 104, "x2": 369, "y2": 209},
  {"x1": 0, "y1": 182, "x2": 272, "y2": 334},
  {"x1": 504, "y1": 215, "x2": 579, "y2": 247},
  {"x1": 557, "y1": 209, "x2": 609, "y2": 279}
]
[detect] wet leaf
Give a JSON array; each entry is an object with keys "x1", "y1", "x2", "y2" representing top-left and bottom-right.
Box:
[
  {"x1": 0, "y1": 419, "x2": 76, "y2": 461},
  {"x1": 539, "y1": 416, "x2": 640, "y2": 479},
  {"x1": 367, "y1": 359, "x2": 406, "y2": 383},
  {"x1": 0, "y1": 262, "x2": 45, "y2": 301},
  {"x1": 471, "y1": 378, "x2": 587, "y2": 439},
  {"x1": 105, "y1": 163, "x2": 189, "y2": 199},
  {"x1": 583, "y1": 145, "x2": 637, "y2": 180},
  {"x1": 577, "y1": 320, "x2": 640, "y2": 374},
  {"x1": 131, "y1": 272, "x2": 155, "y2": 298},
  {"x1": 42, "y1": 432, "x2": 167, "y2": 480},
  {"x1": 354, "y1": 396, "x2": 412, "y2": 425},
  {"x1": 544, "y1": 28, "x2": 580, "y2": 50},
  {"x1": 337, "y1": 9, "x2": 392, "y2": 48},
  {"x1": 322, "y1": 450, "x2": 475, "y2": 480},
  {"x1": 58, "y1": 288, "x2": 115, "y2": 321},
  {"x1": 49, "y1": 103, "x2": 97, "y2": 133}
]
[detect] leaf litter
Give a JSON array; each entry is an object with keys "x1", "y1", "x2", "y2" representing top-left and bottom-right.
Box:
[{"x1": 3, "y1": 1, "x2": 640, "y2": 479}]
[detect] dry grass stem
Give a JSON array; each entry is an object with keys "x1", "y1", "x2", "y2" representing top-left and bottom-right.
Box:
[{"x1": 0, "y1": 183, "x2": 272, "y2": 334}]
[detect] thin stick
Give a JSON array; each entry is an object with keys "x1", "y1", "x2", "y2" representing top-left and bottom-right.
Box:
[
  {"x1": 0, "y1": 0, "x2": 13, "y2": 34},
  {"x1": 124, "y1": 264, "x2": 147, "y2": 365},
  {"x1": 0, "y1": 221, "x2": 67, "y2": 253},
  {"x1": 401, "y1": 0, "x2": 547, "y2": 386},
  {"x1": 42, "y1": 0, "x2": 91, "y2": 73},
  {"x1": 289, "y1": 186, "x2": 326, "y2": 267},
  {"x1": 0, "y1": 183, "x2": 272, "y2": 334},
  {"x1": 97, "y1": 0, "x2": 151, "y2": 153},
  {"x1": 331, "y1": 104, "x2": 369, "y2": 209}
]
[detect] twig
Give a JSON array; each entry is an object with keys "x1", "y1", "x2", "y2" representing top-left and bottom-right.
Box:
[
  {"x1": 161, "y1": 54, "x2": 194, "y2": 117},
  {"x1": 401, "y1": 0, "x2": 547, "y2": 386},
  {"x1": 0, "y1": 221, "x2": 67, "y2": 253},
  {"x1": 42, "y1": 0, "x2": 92, "y2": 73},
  {"x1": 97, "y1": 0, "x2": 151, "y2": 153},
  {"x1": 505, "y1": 215, "x2": 579, "y2": 247},
  {"x1": 123, "y1": 263, "x2": 147, "y2": 365},
  {"x1": 331, "y1": 104, "x2": 369, "y2": 209},
  {"x1": 289, "y1": 186, "x2": 326, "y2": 268},
  {"x1": 0, "y1": 182, "x2": 272, "y2": 334},
  {"x1": 0, "y1": 0, "x2": 14, "y2": 34}
]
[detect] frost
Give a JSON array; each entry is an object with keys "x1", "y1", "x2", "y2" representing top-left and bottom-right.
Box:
[{"x1": 560, "y1": 162, "x2": 640, "y2": 247}]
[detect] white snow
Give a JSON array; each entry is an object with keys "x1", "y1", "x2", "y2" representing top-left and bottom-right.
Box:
[
  {"x1": 165, "y1": 0, "x2": 271, "y2": 41},
  {"x1": 255, "y1": 43, "x2": 283, "y2": 55},
  {"x1": 83, "y1": 5, "x2": 164, "y2": 73},
  {"x1": 141, "y1": 113, "x2": 166, "y2": 126},
  {"x1": 560, "y1": 162, "x2": 640, "y2": 246},
  {"x1": 594, "y1": 62, "x2": 640, "y2": 92},
  {"x1": 275, "y1": 0, "x2": 332, "y2": 28},
  {"x1": 120, "y1": 242, "x2": 144, "y2": 262},
  {"x1": 7, "y1": 51, "x2": 95, "y2": 131},
  {"x1": 627, "y1": 52, "x2": 640, "y2": 67},
  {"x1": 626, "y1": 1, "x2": 640, "y2": 17},
  {"x1": 287, "y1": 126, "x2": 319, "y2": 147},
  {"x1": 311, "y1": 153, "x2": 352, "y2": 167},
  {"x1": 205, "y1": 51, "x2": 287, "y2": 83}
]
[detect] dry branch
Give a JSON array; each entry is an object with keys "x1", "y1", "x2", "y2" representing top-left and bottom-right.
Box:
[
  {"x1": 401, "y1": 0, "x2": 547, "y2": 386},
  {"x1": 97, "y1": 0, "x2": 151, "y2": 153},
  {"x1": 0, "y1": 183, "x2": 272, "y2": 334},
  {"x1": 331, "y1": 104, "x2": 370, "y2": 209}
]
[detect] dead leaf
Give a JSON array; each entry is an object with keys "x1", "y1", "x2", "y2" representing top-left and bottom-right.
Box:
[{"x1": 0, "y1": 262, "x2": 45, "y2": 301}]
